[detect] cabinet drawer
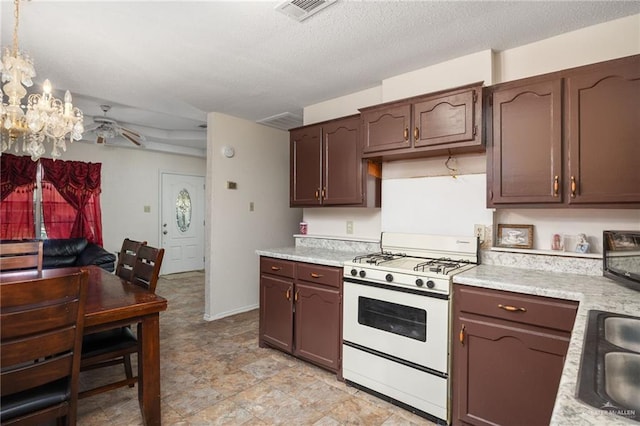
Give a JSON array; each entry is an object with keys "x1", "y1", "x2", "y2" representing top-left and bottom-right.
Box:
[
  {"x1": 260, "y1": 257, "x2": 295, "y2": 278},
  {"x1": 454, "y1": 285, "x2": 578, "y2": 332},
  {"x1": 296, "y1": 262, "x2": 341, "y2": 288}
]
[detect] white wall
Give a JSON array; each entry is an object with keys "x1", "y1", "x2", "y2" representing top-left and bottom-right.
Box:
[
  {"x1": 205, "y1": 113, "x2": 302, "y2": 320},
  {"x1": 300, "y1": 14, "x2": 640, "y2": 244},
  {"x1": 52, "y1": 142, "x2": 206, "y2": 256}
]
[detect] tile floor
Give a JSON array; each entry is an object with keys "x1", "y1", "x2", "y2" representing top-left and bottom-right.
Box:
[{"x1": 77, "y1": 271, "x2": 435, "y2": 425}]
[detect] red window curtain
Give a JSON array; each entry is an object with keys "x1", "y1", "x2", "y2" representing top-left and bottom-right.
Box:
[
  {"x1": 0, "y1": 154, "x2": 37, "y2": 239},
  {"x1": 40, "y1": 158, "x2": 103, "y2": 246}
]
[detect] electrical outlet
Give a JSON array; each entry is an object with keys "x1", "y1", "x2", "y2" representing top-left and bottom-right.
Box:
[
  {"x1": 474, "y1": 224, "x2": 485, "y2": 242},
  {"x1": 346, "y1": 221, "x2": 354, "y2": 235}
]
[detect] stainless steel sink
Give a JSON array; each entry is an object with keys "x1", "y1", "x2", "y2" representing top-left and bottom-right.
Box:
[
  {"x1": 577, "y1": 310, "x2": 640, "y2": 422},
  {"x1": 604, "y1": 352, "x2": 640, "y2": 412},
  {"x1": 605, "y1": 317, "x2": 640, "y2": 353}
]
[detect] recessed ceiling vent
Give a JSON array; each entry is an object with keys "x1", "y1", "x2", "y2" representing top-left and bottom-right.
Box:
[
  {"x1": 257, "y1": 112, "x2": 303, "y2": 131},
  {"x1": 275, "y1": 0, "x2": 337, "y2": 22}
]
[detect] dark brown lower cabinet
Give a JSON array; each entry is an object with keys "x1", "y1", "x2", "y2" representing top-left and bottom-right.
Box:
[
  {"x1": 452, "y1": 284, "x2": 578, "y2": 426},
  {"x1": 259, "y1": 257, "x2": 342, "y2": 375}
]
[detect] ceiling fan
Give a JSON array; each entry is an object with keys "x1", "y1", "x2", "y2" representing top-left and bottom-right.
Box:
[{"x1": 85, "y1": 105, "x2": 146, "y2": 146}]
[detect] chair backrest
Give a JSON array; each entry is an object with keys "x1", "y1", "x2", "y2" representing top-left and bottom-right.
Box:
[
  {"x1": 0, "y1": 241, "x2": 44, "y2": 273},
  {"x1": 131, "y1": 245, "x2": 164, "y2": 293},
  {"x1": 0, "y1": 270, "x2": 89, "y2": 425},
  {"x1": 115, "y1": 238, "x2": 146, "y2": 281}
]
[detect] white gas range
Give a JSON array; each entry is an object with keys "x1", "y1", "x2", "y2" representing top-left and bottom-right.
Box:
[{"x1": 342, "y1": 232, "x2": 479, "y2": 425}]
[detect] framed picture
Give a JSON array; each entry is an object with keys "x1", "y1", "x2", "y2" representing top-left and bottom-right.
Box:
[{"x1": 497, "y1": 224, "x2": 534, "y2": 249}]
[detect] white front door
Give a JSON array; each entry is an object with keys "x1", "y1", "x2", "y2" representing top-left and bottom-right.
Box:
[{"x1": 160, "y1": 173, "x2": 205, "y2": 275}]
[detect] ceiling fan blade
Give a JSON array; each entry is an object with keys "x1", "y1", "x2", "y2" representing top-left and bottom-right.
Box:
[
  {"x1": 121, "y1": 132, "x2": 142, "y2": 146},
  {"x1": 119, "y1": 126, "x2": 143, "y2": 139},
  {"x1": 96, "y1": 136, "x2": 106, "y2": 144},
  {"x1": 83, "y1": 123, "x2": 101, "y2": 132}
]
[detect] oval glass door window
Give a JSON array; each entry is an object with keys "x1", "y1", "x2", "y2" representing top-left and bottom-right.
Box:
[{"x1": 176, "y1": 188, "x2": 192, "y2": 233}]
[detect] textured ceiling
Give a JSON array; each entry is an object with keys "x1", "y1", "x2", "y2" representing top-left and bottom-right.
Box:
[{"x1": 1, "y1": 1, "x2": 638, "y2": 155}]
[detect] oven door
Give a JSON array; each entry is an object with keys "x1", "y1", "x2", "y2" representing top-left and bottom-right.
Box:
[{"x1": 343, "y1": 277, "x2": 449, "y2": 373}]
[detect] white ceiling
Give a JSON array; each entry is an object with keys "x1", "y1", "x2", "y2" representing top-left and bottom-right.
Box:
[{"x1": 1, "y1": 1, "x2": 638, "y2": 156}]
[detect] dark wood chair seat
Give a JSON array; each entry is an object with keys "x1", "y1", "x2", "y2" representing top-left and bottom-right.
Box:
[
  {"x1": 0, "y1": 270, "x2": 88, "y2": 426},
  {"x1": 79, "y1": 242, "x2": 164, "y2": 399}
]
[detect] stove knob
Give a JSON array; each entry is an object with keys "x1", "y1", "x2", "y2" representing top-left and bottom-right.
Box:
[
  {"x1": 350, "y1": 268, "x2": 358, "y2": 276},
  {"x1": 359, "y1": 270, "x2": 366, "y2": 278},
  {"x1": 385, "y1": 274, "x2": 394, "y2": 282},
  {"x1": 415, "y1": 278, "x2": 424, "y2": 287},
  {"x1": 426, "y1": 280, "x2": 436, "y2": 289}
]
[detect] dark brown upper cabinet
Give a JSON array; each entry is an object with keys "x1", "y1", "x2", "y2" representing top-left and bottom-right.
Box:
[
  {"x1": 290, "y1": 115, "x2": 379, "y2": 208},
  {"x1": 487, "y1": 54, "x2": 640, "y2": 208},
  {"x1": 360, "y1": 83, "x2": 484, "y2": 160},
  {"x1": 565, "y1": 57, "x2": 640, "y2": 204},
  {"x1": 489, "y1": 79, "x2": 563, "y2": 204}
]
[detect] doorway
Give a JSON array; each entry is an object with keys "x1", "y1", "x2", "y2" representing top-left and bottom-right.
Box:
[{"x1": 160, "y1": 173, "x2": 205, "y2": 275}]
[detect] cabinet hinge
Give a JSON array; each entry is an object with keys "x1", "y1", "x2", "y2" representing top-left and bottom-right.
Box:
[
  {"x1": 473, "y1": 125, "x2": 477, "y2": 136},
  {"x1": 488, "y1": 94, "x2": 493, "y2": 107},
  {"x1": 489, "y1": 190, "x2": 494, "y2": 200},
  {"x1": 472, "y1": 90, "x2": 478, "y2": 104}
]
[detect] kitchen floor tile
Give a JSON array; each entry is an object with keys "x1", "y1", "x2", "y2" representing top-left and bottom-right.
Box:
[{"x1": 77, "y1": 270, "x2": 435, "y2": 425}]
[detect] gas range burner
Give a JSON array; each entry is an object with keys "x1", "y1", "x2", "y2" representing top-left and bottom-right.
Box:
[
  {"x1": 352, "y1": 252, "x2": 407, "y2": 266},
  {"x1": 414, "y1": 257, "x2": 473, "y2": 275}
]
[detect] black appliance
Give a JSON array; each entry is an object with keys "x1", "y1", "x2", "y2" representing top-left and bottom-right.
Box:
[{"x1": 603, "y1": 230, "x2": 640, "y2": 291}]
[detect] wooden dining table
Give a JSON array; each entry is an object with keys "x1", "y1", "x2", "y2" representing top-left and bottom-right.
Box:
[{"x1": 0, "y1": 265, "x2": 168, "y2": 425}]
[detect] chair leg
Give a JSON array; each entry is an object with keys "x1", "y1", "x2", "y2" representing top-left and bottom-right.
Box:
[{"x1": 124, "y1": 354, "x2": 135, "y2": 388}]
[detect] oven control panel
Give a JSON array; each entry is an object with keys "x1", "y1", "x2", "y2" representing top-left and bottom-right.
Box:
[{"x1": 344, "y1": 265, "x2": 450, "y2": 295}]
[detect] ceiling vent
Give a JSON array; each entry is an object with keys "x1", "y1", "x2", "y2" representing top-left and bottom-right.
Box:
[
  {"x1": 275, "y1": 0, "x2": 337, "y2": 22},
  {"x1": 257, "y1": 112, "x2": 303, "y2": 131}
]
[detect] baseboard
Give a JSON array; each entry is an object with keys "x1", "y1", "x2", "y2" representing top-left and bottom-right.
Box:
[{"x1": 203, "y1": 303, "x2": 258, "y2": 321}]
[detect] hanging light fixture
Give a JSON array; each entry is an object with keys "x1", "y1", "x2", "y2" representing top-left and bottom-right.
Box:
[{"x1": 1, "y1": 0, "x2": 83, "y2": 161}]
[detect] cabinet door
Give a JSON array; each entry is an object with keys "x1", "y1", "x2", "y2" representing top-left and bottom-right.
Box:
[
  {"x1": 259, "y1": 274, "x2": 294, "y2": 353},
  {"x1": 566, "y1": 56, "x2": 640, "y2": 204},
  {"x1": 362, "y1": 104, "x2": 412, "y2": 153},
  {"x1": 413, "y1": 89, "x2": 477, "y2": 148},
  {"x1": 293, "y1": 282, "x2": 341, "y2": 371},
  {"x1": 323, "y1": 117, "x2": 363, "y2": 205},
  {"x1": 489, "y1": 80, "x2": 563, "y2": 205},
  {"x1": 290, "y1": 125, "x2": 322, "y2": 206},
  {"x1": 452, "y1": 315, "x2": 570, "y2": 426}
]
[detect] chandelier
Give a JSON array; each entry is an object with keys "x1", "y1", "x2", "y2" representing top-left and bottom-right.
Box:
[{"x1": 1, "y1": 0, "x2": 84, "y2": 161}]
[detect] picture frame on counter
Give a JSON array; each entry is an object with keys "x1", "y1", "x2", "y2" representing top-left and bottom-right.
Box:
[{"x1": 497, "y1": 224, "x2": 534, "y2": 249}]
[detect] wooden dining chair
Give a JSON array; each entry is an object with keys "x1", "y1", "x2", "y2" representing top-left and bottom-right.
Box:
[
  {"x1": 80, "y1": 244, "x2": 165, "y2": 399},
  {"x1": 115, "y1": 238, "x2": 146, "y2": 281},
  {"x1": 130, "y1": 245, "x2": 165, "y2": 293},
  {"x1": 0, "y1": 241, "x2": 44, "y2": 273},
  {"x1": 0, "y1": 270, "x2": 89, "y2": 426}
]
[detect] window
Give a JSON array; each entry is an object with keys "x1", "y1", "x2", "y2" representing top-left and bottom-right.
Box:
[{"x1": 1, "y1": 154, "x2": 103, "y2": 245}]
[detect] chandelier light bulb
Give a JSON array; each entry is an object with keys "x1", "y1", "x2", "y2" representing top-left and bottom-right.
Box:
[{"x1": 0, "y1": 0, "x2": 84, "y2": 161}]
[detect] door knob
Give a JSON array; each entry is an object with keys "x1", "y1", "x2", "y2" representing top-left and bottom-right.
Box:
[
  {"x1": 163, "y1": 230, "x2": 168, "y2": 235},
  {"x1": 163, "y1": 223, "x2": 167, "y2": 227}
]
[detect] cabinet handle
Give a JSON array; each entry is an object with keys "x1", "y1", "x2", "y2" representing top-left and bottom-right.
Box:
[
  {"x1": 403, "y1": 128, "x2": 409, "y2": 141},
  {"x1": 414, "y1": 127, "x2": 419, "y2": 140},
  {"x1": 310, "y1": 273, "x2": 324, "y2": 278},
  {"x1": 498, "y1": 304, "x2": 527, "y2": 312},
  {"x1": 271, "y1": 266, "x2": 281, "y2": 271},
  {"x1": 295, "y1": 290, "x2": 299, "y2": 302},
  {"x1": 570, "y1": 176, "x2": 577, "y2": 198},
  {"x1": 459, "y1": 324, "x2": 465, "y2": 345},
  {"x1": 315, "y1": 189, "x2": 320, "y2": 200},
  {"x1": 321, "y1": 188, "x2": 326, "y2": 199},
  {"x1": 553, "y1": 176, "x2": 559, "y2": 197},
  {"x1": 285, "y1": 288, "x2": 291, "y2": 301}
]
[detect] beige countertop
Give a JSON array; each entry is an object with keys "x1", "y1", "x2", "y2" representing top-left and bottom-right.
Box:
[{"x1": 257, "y1": 247, "x2": 640, "y2": 425}]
